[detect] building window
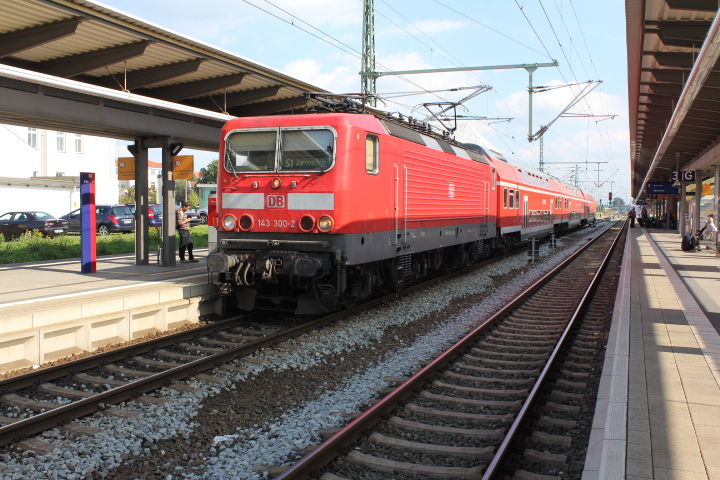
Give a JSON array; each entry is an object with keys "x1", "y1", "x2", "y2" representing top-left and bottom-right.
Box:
[
  {"x1": 74, "y1": 134, "x2": 82, "y2": 153},
  {"x1": 56, "y1": 132, "x2": 65, "y2": 152},
  {"x1": 27, "y1": 128, "x2": 37, "y2": 149}
]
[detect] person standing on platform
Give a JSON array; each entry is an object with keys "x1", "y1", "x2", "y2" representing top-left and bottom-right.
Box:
[
  {"x1": 176, "y1": 202, "x2": 198, "y2": 263},
  {"x1": 628, "y1": 208, "x2": 636, "y2": 228},
  {"x1": 640, "y1": 206, "x2": 648, "y2": 227}
]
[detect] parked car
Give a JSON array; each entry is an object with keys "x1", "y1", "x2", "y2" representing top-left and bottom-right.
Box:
[
  {"x1": 197, "y1": 207, "x2": 208, "y2": 224},
  {"x1": 0, "y1": 211, "x2": 68, "y2": 241},
  {"x1": 61, "y1": 205, "x2": 135, "y2": 235},
  {"x1": 184, "y1": 209, "x2": 202, "y2": 225},
  {"x1": 124, "y1": 204, "x2": 163, "y2": 228}
]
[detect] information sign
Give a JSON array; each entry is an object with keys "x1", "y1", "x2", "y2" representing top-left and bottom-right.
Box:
[
  {"x1": 117, "y1": 157, "x2": 135, "y2": 180},
  {"x1": 173, "y1": 155, "x2": 194, "y2": 180},
  {"x1": 80, "y1": 172, "x2": 96, "y2": 273},
  {"x1": 647, "y1": 182, "x2": 679, "y2": 195}
]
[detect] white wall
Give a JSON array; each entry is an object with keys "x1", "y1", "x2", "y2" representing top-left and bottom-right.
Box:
[
  {"x1": 0, "y1": 185, "x2": 78, "y2": 218},
  {"x1": 0, "y1": 125, "x2": 117, "y2": 217}
]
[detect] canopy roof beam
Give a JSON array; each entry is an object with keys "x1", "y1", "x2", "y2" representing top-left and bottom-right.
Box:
[
  {"x1": 139, "y1": 72, "x2": 246, "y2": 101},
  {"x1": 85, "y1": 58, "x2": 205, "y2": 91},
  {"x1": 229, "y1": 96, "x2": 307, "y2": 116},
  {"x1": 0, "y1": 17, "x2": 84, "y2": 58},
  {"x1": 187, "y1": 85, "x2": 281, "y2": 111},
  {"x1": 37, "y1": 40, "x2": 152, "y2": 78}
]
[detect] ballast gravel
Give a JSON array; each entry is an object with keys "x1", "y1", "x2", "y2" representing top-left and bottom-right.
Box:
[{"x1": 0, "y1": 224, "x2": 614, "y2": 480}]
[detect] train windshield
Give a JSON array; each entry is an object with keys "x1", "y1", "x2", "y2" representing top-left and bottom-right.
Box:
[
  {"x1": 225, "y1": 128, "x2": 334, "y2": 173},
  {"x1": 279, "y1": 129, "x2": 334, "y2": 171},
  {"x1": 225, "y1": 131, "x2": 277, "y2": 172}
]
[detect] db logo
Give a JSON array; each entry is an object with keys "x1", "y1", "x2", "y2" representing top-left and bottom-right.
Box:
[{"x1": 266, "y1": 194, "x2": 286, "y2": 209}]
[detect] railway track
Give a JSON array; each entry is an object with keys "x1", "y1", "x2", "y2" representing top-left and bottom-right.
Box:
[
  {"x1": 0, "y1": 232, "x2": 563, "y2": 452},
  {"x1": 274, "y1": 221, "x2": 624, "y2": 480}
]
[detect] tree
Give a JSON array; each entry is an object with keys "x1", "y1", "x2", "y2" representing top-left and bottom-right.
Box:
[
  {"x1": 188, "y1": 190, "x2": 200, "y2": 208},
  {"x1": 198, "y1": 160, "x2": 218, "y2": 185},
  {"x1": 175, "y1": 180, "x2": 189, "y2": 204},
  {"x1": 119, "y1": 185, "x2": 135, "y2": 204},
  {"x1": 118, "y1": 185, "x2": 157, "y2": 204}
]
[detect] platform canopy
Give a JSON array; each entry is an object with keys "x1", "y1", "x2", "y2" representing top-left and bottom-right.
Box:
[
  {"x1": 627, "y1": 0, "x2": 720, "y2": 199},
  {"x1": 0, "y1": 0, "x2": 330, "y2": 148}
]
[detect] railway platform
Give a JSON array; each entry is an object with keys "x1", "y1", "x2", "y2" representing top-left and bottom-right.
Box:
[
  {"x1": 0, "y1": 250, "x2": 221, "y2": 375},
  {"x1": 585, "y1": 226, "x2": 720, "y2": 480}
]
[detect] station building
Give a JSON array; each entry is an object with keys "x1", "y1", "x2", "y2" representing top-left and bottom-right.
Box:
[{"x1": 0, "y1": 124, "x2": 117, "y2": 218}]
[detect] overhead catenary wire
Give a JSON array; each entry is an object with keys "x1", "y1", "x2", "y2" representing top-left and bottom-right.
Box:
[
  {"x1": 242, "y1": 0, "x2": 455, "y2": 106},
  {"x1": 245, "y1": 0, "x2": 617, "y2": 189}
]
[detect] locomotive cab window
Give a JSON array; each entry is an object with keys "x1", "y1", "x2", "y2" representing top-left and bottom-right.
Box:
[
  {"x1": 225, "y1": 128, "x2": 335, "y2": 173},
  {"x1": 281, "y1": 129, "x2": 334, "y2": 171},
  {"x1": 226, "y1": 130, "x2": 277, "y2": 172},
  {"x1": 366, "y1": 134, "x2": 379, "y2": 174}
]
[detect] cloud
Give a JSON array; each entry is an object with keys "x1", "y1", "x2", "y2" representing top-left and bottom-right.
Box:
[{"x1": 283, "y1": 57, "x2": 358, "y2": 94}]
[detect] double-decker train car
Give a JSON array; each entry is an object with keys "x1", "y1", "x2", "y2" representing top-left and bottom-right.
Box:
[{"x1": 207, "y1": 111, "x2": 596, "y2": 314}]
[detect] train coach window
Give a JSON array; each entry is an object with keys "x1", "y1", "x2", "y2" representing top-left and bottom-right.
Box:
[
  {"x1": 509, "y1": 189, "x2": 514, "y2": 208},
  {"x1": 492, "y1": 170, "x2": 496, "y2": 190},
  {"x1": 226, "y1": 130, "x2": 277, "y2": 172},
  {"x1": 515, "y1": 190, "x2": 520, "y2": 209},
  {"x1": 281, "y1": 129, "x2": 335, "y2": 171},
  {"x1": 503, "y1": 188, "x2": 508, "y2": 208},
  {"x1": 366, "y1": 134, "x2": 379, "y2": 174}
]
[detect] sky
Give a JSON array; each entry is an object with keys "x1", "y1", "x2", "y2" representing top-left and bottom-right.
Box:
[{"x1": 104, "y1": 0, "x2": 630, "y2": 204}]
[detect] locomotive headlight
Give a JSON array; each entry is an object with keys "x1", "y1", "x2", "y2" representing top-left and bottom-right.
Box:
[
  {"x1": 317, "y1": 216, "x2": 334, "y2": 232},
  {"x1": 299, "y1": 215, "x2": 315, "y2": 232},
  {"x1": 239, "y1": 214, "x2": 253, "y2": 231},
  {"x1": 271, "y1": 177, "x2": 282, "y2": 189},
  {"x1": 223, "y1": 215, "x2": 237, "y2": 230}
]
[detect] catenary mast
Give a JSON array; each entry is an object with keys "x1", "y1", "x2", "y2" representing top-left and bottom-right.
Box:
[{"x1": 361, "y1": 0, "x2": 377, "y2": 106}]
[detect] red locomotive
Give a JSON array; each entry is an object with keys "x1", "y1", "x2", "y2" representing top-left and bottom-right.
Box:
[{"x1": 207, "y1": 107, "x2": 596, "y2": 314}]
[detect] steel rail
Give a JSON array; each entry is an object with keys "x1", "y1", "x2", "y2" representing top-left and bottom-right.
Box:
[
  {"x1": 275, "y1": 221, "x2": 621, "y2": 480},
  {"x1": 0, "y1": 238, "x2": 532, "y2": 447},
  {"x1": 0, "y1": 314, "x2": 255, "y2": 393},
  {"x1": 481, "y1": 222, "x2": 625, "y2": 479}
]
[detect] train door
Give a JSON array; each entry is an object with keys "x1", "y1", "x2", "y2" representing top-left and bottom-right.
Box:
[
  {"x1": 523, "y1": 195, "x2": 529, "y2": 229},
  {"x1": 393, "y1": 162, "x2": 407, "y2": 245}
]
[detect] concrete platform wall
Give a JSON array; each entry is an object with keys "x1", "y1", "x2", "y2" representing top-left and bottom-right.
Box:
[{"x1": 0, "y1": 282, "x2": 221, "y2": 374}]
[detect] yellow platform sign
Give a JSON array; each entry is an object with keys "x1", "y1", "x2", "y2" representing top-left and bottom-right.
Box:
[
  {"x1": 173, "y1": 155, "x2": 194, "y2": 180},
  {"x1": 117, "y1": 157, "x2": 135, "y2": 180},
  {"x1": 116, "y1": 155, "x2": 195, "y2": 181}
]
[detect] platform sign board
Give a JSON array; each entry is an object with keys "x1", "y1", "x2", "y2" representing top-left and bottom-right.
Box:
[
  {"x1": 671, "y1": 171, "x2": 696, "y2": 183},
  {"x1": 173, "y1": 155, "x2": 194, "y2": 180},
  {"x1": 117, "y1": 157, "x2": 135, "y2": 180},
  {"x1": 80, "y1": 172, "x2": 96, "y2": 273},
  {"x1": 647, "y1": 182, "x2": 678, "y2": 195}
]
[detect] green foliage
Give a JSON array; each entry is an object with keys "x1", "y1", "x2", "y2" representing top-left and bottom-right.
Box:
[
  {"x1": 188, "y1": 190, "x2": 200, "y2": 207},
  {"x1": 0, "y1": 226, "x2": 209, "y2": 264},
  {"x1": 198, "y1": 160, "x2": 218, "y2": 185},
  {"x1": 119, "y1": 185, "x2": 136, "y2": 204},
  {"x1": 119, "y1": 184, "x2": 158, "y2": 205}
]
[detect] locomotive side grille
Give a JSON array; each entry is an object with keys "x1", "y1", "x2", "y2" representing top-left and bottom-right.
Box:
[{"x1": 396, "y1": 254, "x2": 412, "y2": 277}]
